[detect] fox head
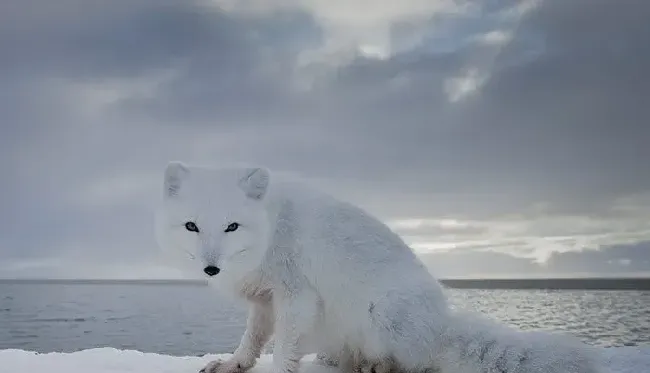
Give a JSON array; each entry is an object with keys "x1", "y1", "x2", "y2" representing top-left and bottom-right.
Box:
[{"x1": 154, "y1": 161, "x2": 273, "y2": 289}]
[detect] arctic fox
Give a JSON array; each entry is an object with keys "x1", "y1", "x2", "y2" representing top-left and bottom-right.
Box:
[{"x1": 154, "y1": 162, "x2": 603, "y2": 373}]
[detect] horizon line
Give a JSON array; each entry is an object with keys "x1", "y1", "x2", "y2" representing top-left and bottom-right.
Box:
[{"x1": 2, "y1": 276, "x2": 650, "y2": 290}]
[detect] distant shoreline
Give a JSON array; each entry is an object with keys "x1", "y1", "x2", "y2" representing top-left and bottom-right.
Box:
[
  {"x1": 0, "y1": 278, "x2": 209, "y2": 286},
  {"x1": 439, "y1": 277, "x2": 650, "y2": 290},
  {"x1": 2, "y1": 277, "x2": 650, "y2": 290}
]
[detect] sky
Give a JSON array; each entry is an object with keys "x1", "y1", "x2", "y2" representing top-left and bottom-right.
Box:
[{"x1": 1, "y1": 0, "x2": 649, "y2": 279}]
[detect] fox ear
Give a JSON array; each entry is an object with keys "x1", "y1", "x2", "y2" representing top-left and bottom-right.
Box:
[
  {"x1": 164, "y1": 161, "x2": 190, "y2": 198},
  {"x1": 238, "y1": 167, "x2": 270, "y2": 200}
]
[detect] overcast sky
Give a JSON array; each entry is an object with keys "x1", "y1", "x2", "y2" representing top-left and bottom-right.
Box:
[{"x1": 1, "y1": 0, "x2": 649, "y2": 279}]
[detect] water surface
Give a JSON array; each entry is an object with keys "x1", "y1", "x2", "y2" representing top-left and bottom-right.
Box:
[{"x1": 1, "y1": 283, "x2": 648, "y2": 356}]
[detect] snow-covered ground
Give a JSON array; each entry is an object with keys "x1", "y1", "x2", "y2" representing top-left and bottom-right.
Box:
[{"x1": 1, "y1": 346, "x2": 648, "y2": 373}]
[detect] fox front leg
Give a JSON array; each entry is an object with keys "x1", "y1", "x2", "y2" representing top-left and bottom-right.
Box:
[
  {"x1": 270, "y1": 292, "x2": 321, "y2": 373},
  {"x1": 200, "y1": 300, "x2": 274, "y2": 373}
]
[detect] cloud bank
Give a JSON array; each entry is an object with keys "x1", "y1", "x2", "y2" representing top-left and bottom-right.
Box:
[{"x1": 1, "y1": 0, "x2": 649, "y2": 278}]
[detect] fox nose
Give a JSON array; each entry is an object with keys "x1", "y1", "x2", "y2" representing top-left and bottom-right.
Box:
[{"x1": 203, "y1": 265, "x2": 220, "y2": 276}]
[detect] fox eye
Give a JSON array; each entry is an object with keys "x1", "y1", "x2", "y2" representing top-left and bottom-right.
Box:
[
  {"x1": 185, "y1": 221, "x2": 199, "y2": 233},
  {"x1": 224, "y1": 222, "x2": 239, "y2": 233}
]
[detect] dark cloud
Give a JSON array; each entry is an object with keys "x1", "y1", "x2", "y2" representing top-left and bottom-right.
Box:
[
  {"x1": 0, "y1": 0, "x2": 244, "y2": 79},
  {"x1": 543, "y1": 241, "x2": 650, "y2": 275},
  {"x1": 447, "y1": 0, "x2": 650, "y2": 207},
  {"x1": 1, "y1": 0, "x2": 649, "y2": 277}
]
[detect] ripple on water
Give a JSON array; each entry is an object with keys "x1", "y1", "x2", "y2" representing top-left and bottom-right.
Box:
[{"x1": 445, "y1": 289, "x2": 650, "y2": 348}]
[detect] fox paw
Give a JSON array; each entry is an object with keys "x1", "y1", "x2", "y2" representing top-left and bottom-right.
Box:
[
  {"x1": 315, "y1": 353, "x2": 339, "y2": 367},
  {"x1": 355, "y1": 359, "x2": 393, "y2": 373},
  {"x1": 199, "y1": 358, "x2": 248, "y2": 373}
]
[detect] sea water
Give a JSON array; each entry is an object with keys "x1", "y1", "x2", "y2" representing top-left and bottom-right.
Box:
[{"x1": 1, "y1": 283, "x2": 648, "y2": 356}]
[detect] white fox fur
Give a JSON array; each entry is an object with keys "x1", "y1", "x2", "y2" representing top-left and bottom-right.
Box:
[{"x1": 154, "y1": 162, "x2": 603, "y2": 373}]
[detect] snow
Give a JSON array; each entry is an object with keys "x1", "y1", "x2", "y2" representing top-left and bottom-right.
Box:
[{"x1": 1, "y1": 346, "x2": 649, "y2": 373}]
